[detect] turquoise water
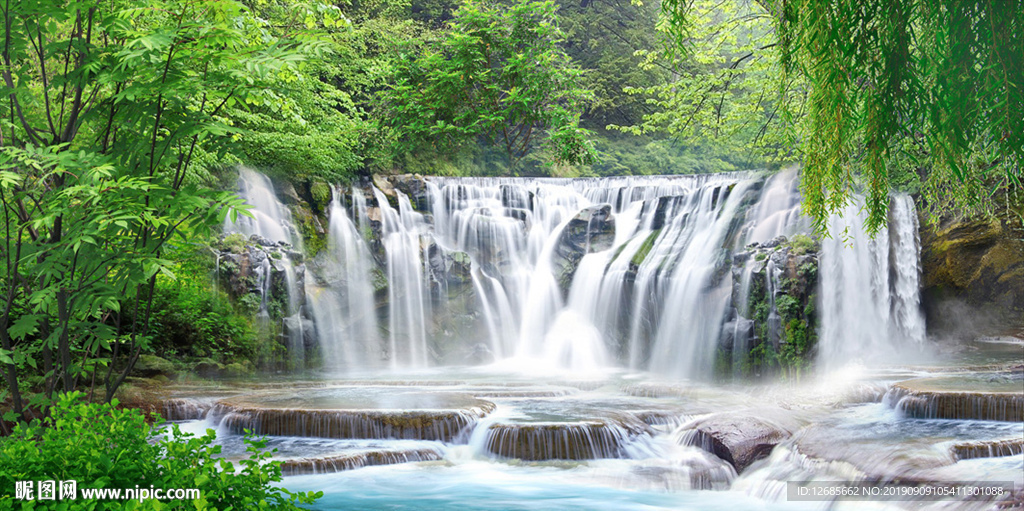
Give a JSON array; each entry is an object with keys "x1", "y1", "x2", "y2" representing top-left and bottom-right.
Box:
[{"x1": 285, "y1": 462, "x2": 793, "y2": 511}]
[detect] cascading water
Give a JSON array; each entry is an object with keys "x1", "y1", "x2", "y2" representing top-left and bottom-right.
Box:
[
  {"x1": 226, "y1": 167, "x2": 303, "y2": 246},
  {"x1": 224, "y1": 167, "x2": 305, "y2": 363},
  {"x1": 307, "y1": 187, "x2": 381, "y2": 369},
  {"x1": 374, "y1": 188, "x2": 432, "y2": 368},
  {"x1": 818, "y1": 194, "x2": 927, "y2": 369},
  {"x1": 237, "y1": 168, "x2": 927, "y2": 376}
]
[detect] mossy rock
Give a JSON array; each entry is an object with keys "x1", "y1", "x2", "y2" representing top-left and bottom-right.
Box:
[
  {"x1": 223, "y1": 362, "x2": 253, "y2": 378},
  {"x1": 131, "y1": 355, "x2": 177, "y2": 378},
  {"x1": 194, "y1": 358, "x2": 225, "y2": 378},
  {"x1": 309, "y1": 180, "x2": 331, "y2": 213}
]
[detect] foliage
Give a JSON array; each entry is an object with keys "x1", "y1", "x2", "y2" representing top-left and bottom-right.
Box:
[
  {"x1": 613, "y1": 0, "x2": 803, "y2": 169},
  {"x1": 661, "y1": 0, "x2": 1024, "y2": 233},
  {"x1": 384, "y1": 0, "x2": 598, "y2": 169},
  {"x1": 554, "y1": 0, "x2": 669, "y2": 131},
  {"x1": 0, "y1": 391, "x2": 320, "y2": 510},
  {"x1": 0, "y1": 0, "x2": 329, "y2": 422},
  {"x1": 787, "y1": 234, "x2": 816, "y2": 256},
  {"x1": 148, "y1": 244, "x2": 259, "y2": 362}
]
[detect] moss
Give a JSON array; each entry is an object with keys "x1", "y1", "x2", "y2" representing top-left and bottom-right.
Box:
[
  {"x1": 631, "y1": 229, "x2": 661, "y2": 266},
  {"x1": 754, "y1": 251, "x2": 767, "y2": 261},
  {"x1": 787, "y1": 234, "x2": 816, "y2": 255},
  {"x1": 222, "y1": 233, "x2": 248, "y2": 253},
  {"x1": 310, "y1": 180, "x2": 332, "y2": 211}
]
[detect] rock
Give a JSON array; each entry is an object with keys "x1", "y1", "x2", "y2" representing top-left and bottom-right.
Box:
[
  {"x1": 390, "y1": 174, "x2": 430, "y2": 211},
  {"x1": 277, "y1": 180, "x2": 303, "y2": 205},
  {"x1": 193, "y1": 359, "x2": 224, "y2": 378},
  {"x1": 131, "y1": 355, "x2": 176, "y2": 378},
  {"x1": 309, "y1": 180, "x2": 332, "y2": 212},
  {"x1": 249, "y1": 234, "x2": 276, "y2": 247},
  {"x1": 223, "y1": 362, "x2": 252, "y2": 378},
  {"x1": 679, "y1": 413, "x2": 794, "y2": 472},
  {"x1": 551, "y1": 205, "x2": 616, "y2": 292},
  {"x1": 921, "y1": 215, "x2": 1024, "y2": 334},
  {"x1": 372, "y1": 174, "x2": 395, "y2": 197}
]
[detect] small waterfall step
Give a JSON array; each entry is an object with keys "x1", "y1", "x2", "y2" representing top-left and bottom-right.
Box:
[
  {"x1": 950, "y1": 437, "x2": 1024, "y2": 460},
  {"x1": 280, "y1": 446, "x2": 446, "y2": 475},
  {"x1": 483, "y1": 416, "x2": 652, "y2": 461},
  {"x1": 208, "y1": 387, "x2": 496, "y2": 441},
  {"x1": 884, "y1": 375, "x2": 1024, "y2": 422}
]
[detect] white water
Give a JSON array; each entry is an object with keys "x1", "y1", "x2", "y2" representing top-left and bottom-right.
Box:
[
  {"x1": 235, "y1": 169, "x2": 926, "y2": 376},
  {"x1": 225, "y1": 167, "x2": 302, "y2": 247},
  {"x1": 224, "y1": 167, "x2": 304, "y2": 363},
  {"x1": 307, "y1": 188, "x2": 381, "y2": 369},
  {"x1": 818, "y1": 194, "x2": 926, "y2": 369}
]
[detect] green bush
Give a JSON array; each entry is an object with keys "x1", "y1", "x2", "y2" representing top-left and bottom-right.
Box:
[
  {"x1": 775, "y1": 294, "x2": 801, "y2": 322},
  {"x1": 0, "y1": 392, "x2": 320, "y2": 510},
  {"x1": 148, "y1": 244, "x2": 259, "y2": 362},
  {"x1": 787, "y1": 234, "x2": 816, "y2": 256},
  {"x1": 221, "y1": 233, "x2": 248, "y2": 254}
]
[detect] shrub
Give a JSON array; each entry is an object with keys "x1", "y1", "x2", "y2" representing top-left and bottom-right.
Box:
[
  {"x1": 787, "y1": 234, "x2": 816, "y2": 255},
  {"x1": 148, "y1": 245, "x2": 259, "y2": 362},
  {"x1": 222, "y1": 233, "x2": 249, "y2": 254},
  {"x1": 0, "y1": 392, "x2": 320, "y2": 510}
]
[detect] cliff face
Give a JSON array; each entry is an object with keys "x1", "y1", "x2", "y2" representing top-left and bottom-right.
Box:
[{"x1": 920, "y1": 214, "x2": 1024, "y2": 336}]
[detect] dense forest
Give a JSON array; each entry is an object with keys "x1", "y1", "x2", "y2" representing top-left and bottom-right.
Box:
[{"x1": 0, "y1": 0, "x2": 1021, "y2": 508}]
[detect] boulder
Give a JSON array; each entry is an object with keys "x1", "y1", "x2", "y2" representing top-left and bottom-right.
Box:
[
  {"x1": 679, "y1": 412, "x2": 794, "y2": 472},
  {"x1": 131, "y1": 355, "x2": 176, "y2": 378},
  {"x1": 552, "y1": 205, "x2": 616, "y2": 291},
  {"x1": 920, "y1": 215, "x2": 1024, "y2": 334},
  {"x1": 193, "y1": 358, "x2": 224, "y2": 378},
  {"x1": 276, "y1": 180, "x2": 303, "y2": 205}
]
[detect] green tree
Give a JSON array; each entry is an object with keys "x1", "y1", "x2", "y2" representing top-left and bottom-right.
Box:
[
  {"x1": 660, "y1": 0, "x2": 1023, "y2": 233},
  {"x1": 384, "y1": 0, "x2": 598, "y2": 170},
  {"x1": 612, "y1": 0, "x2": 803, "y2": 169},
  {"x1": 0, "y1": 0, "x2": 330, "y2": 422}
]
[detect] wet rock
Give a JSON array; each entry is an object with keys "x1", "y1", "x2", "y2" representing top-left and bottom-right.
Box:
[
  {"x1": 249, "y1": 234, "x2": 277, "y2": 247},
  {"x1": 277, "y1": 180, "x2": 303, "y2": 206},
  {"x1": 389, "y1": 174, "x2": 430, "y2": 211},
  {"x1": 677, "y1": 413, "x2": 794, "y2": 472},
  {"x1": 551, "y1": 205, "x2": 615, "y2": 292}
]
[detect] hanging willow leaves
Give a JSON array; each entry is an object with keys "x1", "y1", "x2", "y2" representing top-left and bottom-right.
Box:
[{"x1": 660, "y1": 0, "x2": 1024, "y2": 234}]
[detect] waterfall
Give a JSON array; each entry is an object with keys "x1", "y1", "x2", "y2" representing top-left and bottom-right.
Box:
[
  {"x1": 231, "y1": 169, "x2": 928, "y2": 377},
  {"x1": 307, "y1": 187, "x2": 381, "y2": 370},
  {"x1": 818, "y1": 194, "x2": 926, "y2": 368},
  {"x1": 226, "y1": 167, "x2": 302, "y2": 247},
  {"x1": 374, "y1": 188, "x2": 432, "y2": 367},
  {"x1": 224, "y1": 167, "x2": 305, "y2": 364}
]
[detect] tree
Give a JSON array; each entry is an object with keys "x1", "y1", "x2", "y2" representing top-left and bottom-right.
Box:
[
  {"x1": 555, "y1": 0, "x2": 670, "y2": 130},
  {"x1": 384, "y1": 0, "x2": 598, "y2": 170},
  {"x1": 660, "y1": 0, "x2": 1023, "y2": 233},
  {"x1": 0, "y1": 0, "x2": 331, "y2": 423},
  {"x1": 613, "y1": 0, "x2": 802, "y2": 164}
]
